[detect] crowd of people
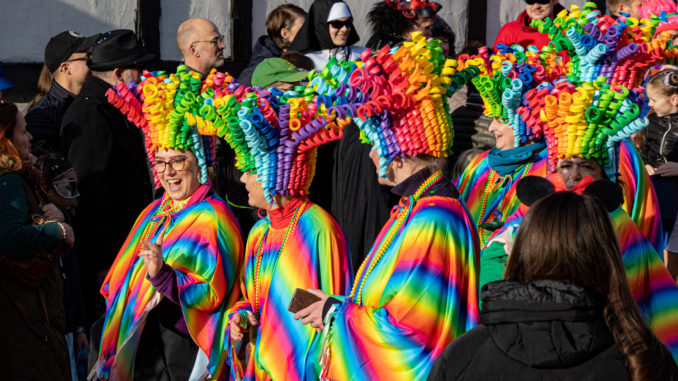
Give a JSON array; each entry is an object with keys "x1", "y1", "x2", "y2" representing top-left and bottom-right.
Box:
[{"x1": 2, "y1": 0, "x2": 678, "y2": 380}]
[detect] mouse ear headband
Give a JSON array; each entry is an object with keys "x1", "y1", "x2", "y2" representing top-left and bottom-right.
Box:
[{"x1": 516, "y1": 174, "x2": 623, "y2": 212}]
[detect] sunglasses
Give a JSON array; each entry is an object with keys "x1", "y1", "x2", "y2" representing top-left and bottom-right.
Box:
[
  {"x1": 524, "y1": 0, "x2": 551, "y2": 4},
  {"x1": 328, "y1": 19, "x2": 353, "y2": 29},
  {"x1": 52, "y1": 178, "x2": 80, "y2": 199}
]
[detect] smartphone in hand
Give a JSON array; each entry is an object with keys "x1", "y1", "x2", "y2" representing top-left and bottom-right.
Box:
[{"x1": 288, "y1": 288, "x2": 321, "y2": 313}]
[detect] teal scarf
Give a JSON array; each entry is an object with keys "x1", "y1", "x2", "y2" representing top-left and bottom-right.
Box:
[{"x1": 487, "y1": 141, "x2": 546, "y2": 177}]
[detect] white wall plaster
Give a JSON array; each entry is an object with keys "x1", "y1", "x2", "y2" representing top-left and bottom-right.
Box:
[
  {"x1": 159, "y1": 0, "x2": 232, "y2": 61},
  {"x1": 0, "y1": 0, "x2": 136, "y2": 62}
]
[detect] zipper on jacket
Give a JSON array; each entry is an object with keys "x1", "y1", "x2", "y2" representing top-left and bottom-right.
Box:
[{"x1": 660, "y1": 117, "x2": 672, "y2": 163}]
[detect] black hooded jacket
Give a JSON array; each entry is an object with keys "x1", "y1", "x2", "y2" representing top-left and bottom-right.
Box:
[
  {"x1": 641, "y1": 112, "x2": 678, "y2": 168},
  {"x1": 428, "y1": 280, "x2": 628, "y2": 381},
  {"x1": 288, "y1": 0, "x2": 360, "y2": 53},
  {"x1": 237, "y1": 35, "x2": 283, "y2": 87}
]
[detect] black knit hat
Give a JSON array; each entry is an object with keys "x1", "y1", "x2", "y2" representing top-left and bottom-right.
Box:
[
  {"x1": 44, "y1": 31, "x2": 99, "y2": 73},
  {"x1": 88, "y1": 30, "x2": 154, "y2": 71}
]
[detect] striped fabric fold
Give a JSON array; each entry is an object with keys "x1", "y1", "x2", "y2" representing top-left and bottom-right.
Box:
[
  {"x1": 95, "y1": 189, "x2": 243, "y2": 380},
  {"x1": 227, "y1": 203, "x2": 352, "y2": 380},
  {"x1": 613, "y1": 208, "x2": 678, "y2": 361},
  {"x1": 320, "y1": 196, "x2": 479, "y2": 380},
  {"x1": 455, "y1": 149, "x2": 549, "y2": 245},
  {"x1": 618, "y1": 140, "x2": 664, "y2": 254}
]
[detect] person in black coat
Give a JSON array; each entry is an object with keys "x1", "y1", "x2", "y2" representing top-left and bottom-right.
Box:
[
  {"x1": 642, "y1": 70, "x2": 678, "y2": 250},
  {"x1": 238, "y1": 4, "x2": 307, "y2": 87},
  {"x1": 26, "y1": 31, "x2": 98, "y2": 155},
  {"x1": 429, "y1": 191, "x2": 678, "y2": 381},
  {"x1": 365, "y1": 0, "x2": 440, "y2": 51},
  {"x1": 60, "y1": 30, "x2": 154, "y2": 324}
]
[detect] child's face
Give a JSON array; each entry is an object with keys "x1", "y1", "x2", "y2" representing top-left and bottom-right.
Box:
[
  {"x1": 434, "y1": 37, "x2": 450, "y2": 58},
  {"x1": 616, "y1": 0, "x2": 642, "y2": 19},
  {"x1": 48, "y1": 170, "x2": 78, "y2": 210},
  {"x1": 647, "y1": 84, "x2": 678, "y2": 117}
]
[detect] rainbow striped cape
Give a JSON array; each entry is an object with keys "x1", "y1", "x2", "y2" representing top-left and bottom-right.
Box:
[
  {"x1": 94, "y1": 186, "x2": 243, "y2": 380},
  {"x1": 455, "y1": 148, "x2": 549, "y2": 246},
  {"x1": 227, "y1": 202, "x2": 352, "y2": 380},
  {"x1": 613, "y1": 208, "x2": 678, "y2": 361},
  {"x1": 320, "y1": 196, "x2": 480, "y2": 380},
  {"x1": 618, "y1": 140, "x2": 664, "y2": 254}
]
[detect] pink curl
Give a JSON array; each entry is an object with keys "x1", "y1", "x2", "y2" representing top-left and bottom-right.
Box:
[{"x1": 639, "y1": 0, "x2": 677, "y2": 19}]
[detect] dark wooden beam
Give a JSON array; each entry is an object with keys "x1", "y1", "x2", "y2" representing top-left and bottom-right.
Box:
[
  {"x1": 467, "y1": 0, "x2": 488, "y2": 45},
  {"x1": 593, "y1": 0, "x2": 607, "y2": 15},
  {"x1": 231, "y1": 0, "x2": 253, "y2": 62},
  {"x1": 136, "y1": 0, "x2": 162, "y2": 59}
]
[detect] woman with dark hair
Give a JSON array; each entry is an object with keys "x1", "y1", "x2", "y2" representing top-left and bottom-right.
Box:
[
  {"x1": 288, "y1": 0, "x2": 366, "y2": 70},
  {"x1": 238, "y1": 4, "x2": 307, "y2": 87},
  {"x1": 365, "y1": 0, "x2": 441, "y2": 51},
  {"x1": 0, "y1": 101, "x2": 75, "y2": 379},
  {"x1": 429, "y1": 191, "x2": 678, "y2": 381}
]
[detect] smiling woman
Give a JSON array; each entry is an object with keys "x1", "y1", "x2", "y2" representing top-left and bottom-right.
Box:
[
  {"x1": 154, "y1": 149, "x2": 201, "y2": 203},
  {"x1": 288, "y1": 0, "x2": 367, "y2": 70},
  {"x1": 92, "y1": 68, "x2": 245, "y2": 381}
]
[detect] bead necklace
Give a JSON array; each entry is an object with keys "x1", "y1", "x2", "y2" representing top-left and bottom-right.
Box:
[
  {"x1": 349, "y1": 171, "x2": 442, "y2": 305},
  {"x1": 252, "y1": 200, "x2": 308, "y2": 316},
  {"x1": 141, "y1": 196, "x2": 188, "y2": 243},
  {"x1": 475, "y1": 161, "x2": 533, "y2": 237}
]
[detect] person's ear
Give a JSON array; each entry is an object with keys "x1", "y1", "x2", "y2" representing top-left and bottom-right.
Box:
[
  {"x1": 59, "y1": 62, "x2": 70, "y2": 75},
  {"x1": 671, "y1": 94, "x2": 678, "y2": 107},
  {"x1": 189, "y1": 42, "x2": 200, "y2": 58},
  {"x1": 617, "y1": 4, "x2": 627, "y2": 15},
  {"x1": 281, "y1": 27, "x2": 290, "y2": 41},
  {"x1": 112, "y1": 68, "x2": 124, "y2": 84}
]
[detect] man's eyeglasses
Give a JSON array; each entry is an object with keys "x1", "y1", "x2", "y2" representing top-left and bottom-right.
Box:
[
  {"x1": 154, "y1": 157, "x2": 187, "y2": 173},
  {"x1": 524, "y1": 0, "x2": 551, "y2": 5},
  {"x1": 328, "y1": 19, "x2": 353, "y2": 29},
  {"x1": 191, "y1": 35, "x2": 224, "y2": 46}
]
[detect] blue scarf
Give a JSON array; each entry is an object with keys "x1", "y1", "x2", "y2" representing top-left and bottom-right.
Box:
[{"x1": 487, "y1": 141, "x2": 546, "y2": 177}]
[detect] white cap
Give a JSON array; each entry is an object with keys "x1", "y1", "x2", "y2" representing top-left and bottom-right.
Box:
[{"x1": 327, "y1": 2, "x2": 352, "y2": 22}]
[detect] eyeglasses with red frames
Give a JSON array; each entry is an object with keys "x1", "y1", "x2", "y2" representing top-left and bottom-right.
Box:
[{"x1": 154, "y1": 157, "x2": 188, "y2": 173}]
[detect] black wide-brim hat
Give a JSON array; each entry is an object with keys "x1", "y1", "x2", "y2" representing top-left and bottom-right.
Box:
[{"x1": 89, "y1": 29, "x2": 154, "y2": 71}]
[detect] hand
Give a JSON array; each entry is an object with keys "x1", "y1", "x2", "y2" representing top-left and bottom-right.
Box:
[
  {"x1": 76, "y1": 332, "x2": 90, "y2": 352},
  {"x1": 42, "y1": 203, "x2": 65, "y2": 222},
  {"x1": 656, "y1": 162, "x2": 678, "y2": 177},
  {"x1": 138, "y1": 225, "x2": 167, "y2": 277},
  {"x1": 61, "y1": 223, "x2": 75, "y2": 247},
  {"x1": 293, "y1": 289, "x2": 329, "y2": 332},
  {"x1": 229, "y1": 311, "x2": 258, "y2": 341},
  {"x1": 646, "y1": 164, "x2": 657, "y2": 176}
]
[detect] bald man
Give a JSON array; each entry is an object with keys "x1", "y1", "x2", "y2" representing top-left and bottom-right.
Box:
[
  {"x1": 177, "y1": 17, "x2": 226, "y2": 75},
  {"x1": 177, "y1": 17, "x2": 259, "y2": 242}
]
